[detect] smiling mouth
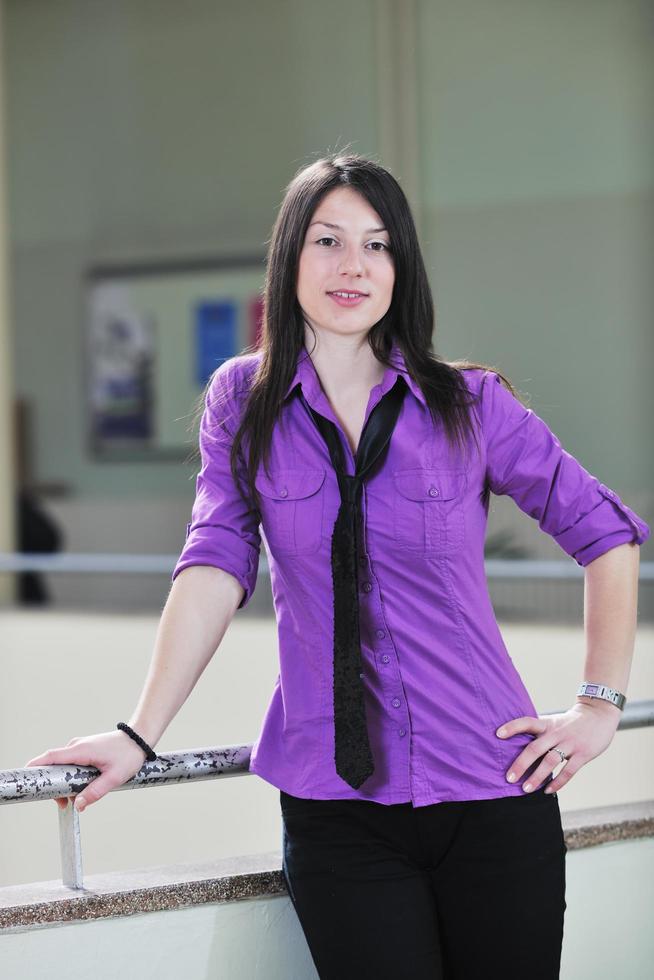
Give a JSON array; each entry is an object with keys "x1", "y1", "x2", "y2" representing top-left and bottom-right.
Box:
[{"x1": 327, "y1": 290, "x2": 369, "y2": 298}]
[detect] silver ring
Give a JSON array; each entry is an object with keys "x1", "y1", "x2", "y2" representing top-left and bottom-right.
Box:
[{"x1": 551, "y1": 747, "x2": 568, "y2": 763}]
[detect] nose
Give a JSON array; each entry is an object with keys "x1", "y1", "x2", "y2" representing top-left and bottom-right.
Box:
[{"x1": 336, "y1": 243, "x2": 365, "y2": 277}]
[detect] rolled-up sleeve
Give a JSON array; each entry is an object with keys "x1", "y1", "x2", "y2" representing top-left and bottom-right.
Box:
[
  {"x1": 480, "y1": 370, "x2": 651, "y2": 566},
  {"x1": 172, "y1": 360, "x2": 261, "y2": 608}
]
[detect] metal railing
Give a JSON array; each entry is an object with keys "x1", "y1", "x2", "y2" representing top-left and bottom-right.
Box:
[
  {"x1": 0, "y1": 552, "x2": 652, "y2": 579},
  {"x1": 1, "y1": 701, "x2": 653, "y2": 891},
  {"x1": 0, "y1": 744, "x2": 252, "y2": 889}
]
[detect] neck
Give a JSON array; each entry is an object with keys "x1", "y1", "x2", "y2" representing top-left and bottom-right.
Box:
[{"x1": 304, "y1": 330, "x2": 386, "y2": 399}]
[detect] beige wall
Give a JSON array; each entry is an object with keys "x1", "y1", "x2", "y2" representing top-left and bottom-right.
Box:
[
  {"x1": 1, "y1": 612, "x2": 654, "y2": 976},
  {"x1": 3, "y1": 0, "x2": 651, "y2": 517},
  {"x1": 0, "y1": 0, "x2": 16, "y2": 603},
  {"x1": 416, "y1": 0, "x2": 654, "y2": 490},
  {"x1": 2, "y1": 613, "x2": 653, "y2": 889},
  {"x1": 2, "y1": 0, "x2": 651, "y2": 613}
]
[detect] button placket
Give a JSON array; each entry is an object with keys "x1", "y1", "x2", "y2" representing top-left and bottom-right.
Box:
[{"x1": 358, "y1": 561, "x2": 410, "y2": 751}]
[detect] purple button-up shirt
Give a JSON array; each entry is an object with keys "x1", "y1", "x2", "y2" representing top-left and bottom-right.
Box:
[{"x1": 172, "y1": 342, "x2": 650, "y2": 806}]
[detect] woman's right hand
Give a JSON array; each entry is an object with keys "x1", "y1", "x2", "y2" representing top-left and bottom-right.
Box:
[{"x1": 24, "y1": 729, "x2": 150, "y2": 812}]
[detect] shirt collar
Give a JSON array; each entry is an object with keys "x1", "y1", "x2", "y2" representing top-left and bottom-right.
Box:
[{"x1": 283, "y1": 340, "x2": 427, "y2": 407}]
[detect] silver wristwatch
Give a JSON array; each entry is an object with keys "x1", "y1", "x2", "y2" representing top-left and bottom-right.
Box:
[{"x1": 577, "y1": 682, "x2": 626, "y2": 711}]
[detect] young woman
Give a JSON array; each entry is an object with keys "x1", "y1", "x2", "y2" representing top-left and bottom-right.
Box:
[{"x1": 26, "y1": 154, "x2": 649, "y2": 979}]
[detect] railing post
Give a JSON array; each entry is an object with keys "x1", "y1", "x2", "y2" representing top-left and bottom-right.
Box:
[{"x1": 58, "y1": 798, "x2": 84, "y2": 889}]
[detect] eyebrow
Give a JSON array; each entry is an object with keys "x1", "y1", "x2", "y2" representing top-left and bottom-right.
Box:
[{"x1": 309, "y1": 220, "x2": 388, "y2": 234}]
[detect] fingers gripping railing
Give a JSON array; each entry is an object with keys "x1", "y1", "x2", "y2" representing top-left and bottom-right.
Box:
[{"x1": 0, "y1": 745, "x2": 252, "y2": 889}]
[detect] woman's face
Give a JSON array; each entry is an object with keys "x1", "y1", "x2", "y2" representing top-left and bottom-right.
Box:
[{"x1": 296, "y1": 186, "x2": 395, "y2": 343}]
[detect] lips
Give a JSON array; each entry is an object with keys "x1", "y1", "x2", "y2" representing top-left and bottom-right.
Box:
[
  {"x1": 327, "y1": 290, "x2": 369, "y2": 308},
  {"x1": 327, "y1": 290, "x2": 369, "y2": 297}
]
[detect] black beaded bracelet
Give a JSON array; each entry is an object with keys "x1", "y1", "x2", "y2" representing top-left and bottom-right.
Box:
[{"x1": 117, "y1": 722, "x2": 157, "y2": 761}]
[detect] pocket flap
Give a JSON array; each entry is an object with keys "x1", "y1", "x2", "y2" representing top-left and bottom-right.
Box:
[
  {"x1": 393, "y1": 469, "x2": 466, "y2": 501},
  {"x1": 255, "y1": 467, "x2": 326, "y2": 500}
]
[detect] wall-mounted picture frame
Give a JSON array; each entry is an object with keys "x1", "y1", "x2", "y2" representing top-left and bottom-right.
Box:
[{"x1": 84, "y1": 256, "x2": 266, "y2": 461}]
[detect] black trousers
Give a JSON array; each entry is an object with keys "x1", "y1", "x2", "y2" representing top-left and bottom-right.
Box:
[{"x1": 280, "y1": 786, "x2": 567, "y2": 980}]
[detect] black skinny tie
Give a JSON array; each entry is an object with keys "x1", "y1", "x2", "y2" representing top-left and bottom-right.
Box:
[{"x1": 300, "y1": 376, "x2": 407, "y2": 789}]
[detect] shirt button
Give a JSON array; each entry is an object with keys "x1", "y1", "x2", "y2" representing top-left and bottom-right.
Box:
[
  {"x1": 398, "y1": 728, "x2": 406, "y2": 737},
  {"x1": 428, "y1": 486, "x2": 440, "y2": 497},
  {"x1": 362, "y1": 581, "x2": 373, "y2": 593},
  {"x1": 391, "y1": 697, "x2": 401, "y2": 708},
  {"x1": 381, "y1": 654, "x2": 390, "y2": 664},
  {"x1": 279, "y1": 488, "x2": 288, "y2": 498},
  {"x1": 376, "y1": 629, "x2": 386, "y2": 639}
]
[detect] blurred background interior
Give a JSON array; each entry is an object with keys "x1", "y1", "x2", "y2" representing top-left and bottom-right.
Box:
[{"x1": 0, "y1": 1, "x2": 652, "y2": 976}]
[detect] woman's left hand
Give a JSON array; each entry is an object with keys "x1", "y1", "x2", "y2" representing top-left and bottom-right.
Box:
[{"x1": 495, "y1": 701, "x2": 622, "y2": 795}]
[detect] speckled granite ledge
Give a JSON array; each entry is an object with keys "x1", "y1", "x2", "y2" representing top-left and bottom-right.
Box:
[
  {"x1": 0, "y1": 851, "x2": 287, "y2": 933},
  {"x1": 561, "y1": 798, "x2": 654, "y2": 850},
  {"x1": 2, "y1": 800, "x2": 652, "y2": 932}
]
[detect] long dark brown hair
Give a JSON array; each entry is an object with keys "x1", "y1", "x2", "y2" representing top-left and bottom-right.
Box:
[{"x1": 187, "y1": 152, "x2": 520, "y2": 518}]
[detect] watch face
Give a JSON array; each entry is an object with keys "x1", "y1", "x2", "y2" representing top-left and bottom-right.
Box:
[{"x1": 585, "y1": 684, "x2": 600, "y2": 696}]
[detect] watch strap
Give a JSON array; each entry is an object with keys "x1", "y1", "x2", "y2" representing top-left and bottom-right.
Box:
[{"x1": 577, "y1": 682, "x2": 626, "y2": 711}]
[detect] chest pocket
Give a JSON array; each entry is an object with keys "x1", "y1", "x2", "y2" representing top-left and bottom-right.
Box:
[
  {"x1": 393, "y1": 468, "x2": 466, "y2": 556},
  {"x1": 255, "y1": 467, "x2": 326, "y2": 557}
]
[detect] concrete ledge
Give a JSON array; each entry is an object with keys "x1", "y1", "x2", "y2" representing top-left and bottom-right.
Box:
[
  {"x1": 561, "y1": 799, "x2": 654, "y2": 850},
  {"x1": 0, "y1": 851, "x2": 287, "y2": 932},
  {"x1": 2, "y1": 800, "x2": 653, "y2": 932}
]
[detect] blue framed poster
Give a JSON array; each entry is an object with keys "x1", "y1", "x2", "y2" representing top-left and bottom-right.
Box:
[{"x1": 195, "y1": 300, "x2": 238, "y2": 387}]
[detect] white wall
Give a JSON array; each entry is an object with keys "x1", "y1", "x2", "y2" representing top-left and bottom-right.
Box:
[
  {"x1": 0, "y1": 894, "x2": 320, "y2": 980},
  {"x1": 1, "y1": 839, "x2": 653, "y2": 980}
]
